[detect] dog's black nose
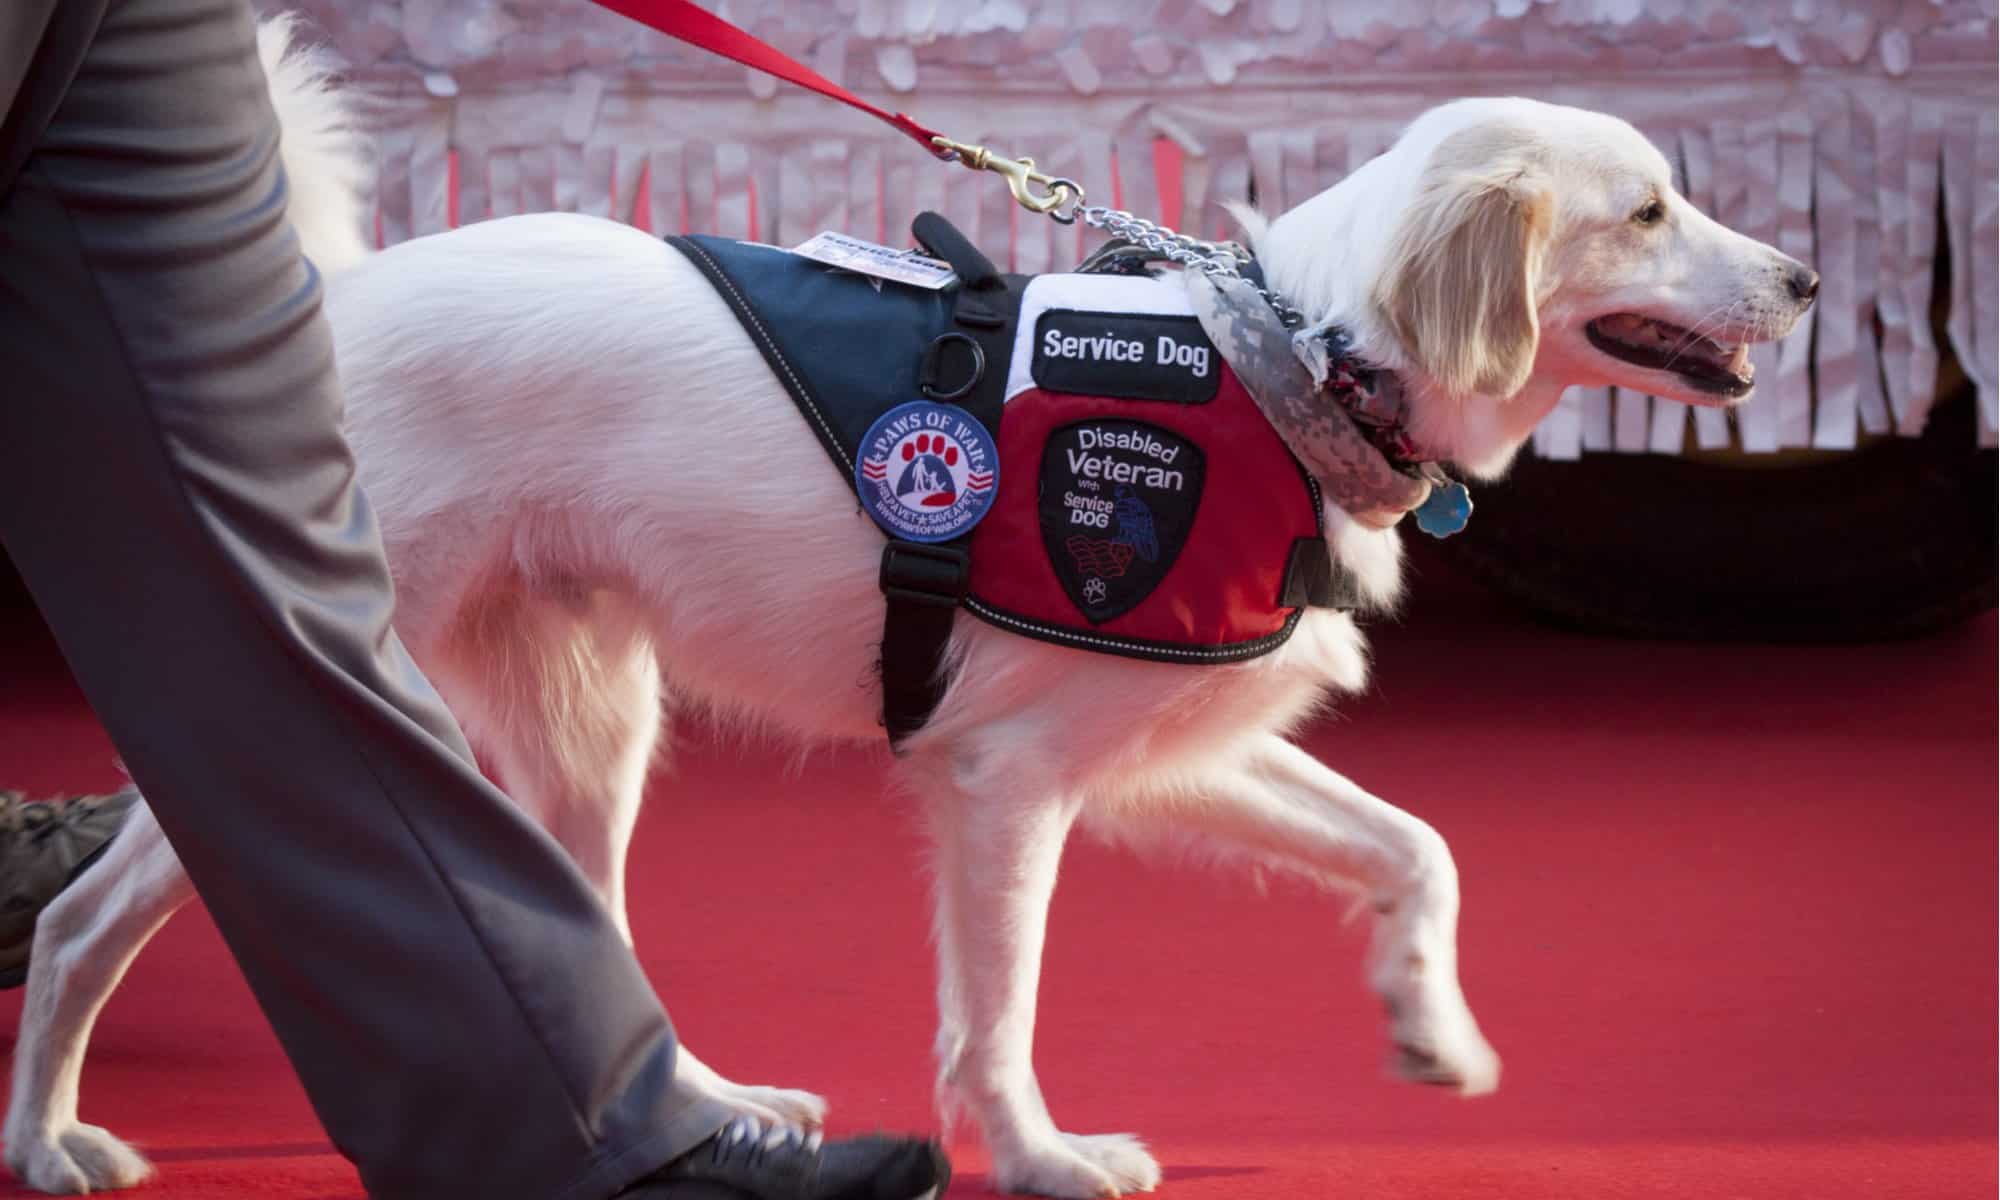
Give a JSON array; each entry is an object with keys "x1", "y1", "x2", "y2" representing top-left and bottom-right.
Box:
[{"x1": 1788, "y1": 265, "x2": 1820, "y2": 304}]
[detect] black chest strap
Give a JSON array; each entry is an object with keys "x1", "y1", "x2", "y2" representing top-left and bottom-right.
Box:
[{"x1": 878, "y1": 213, "x2": 1024, "y2": 749}]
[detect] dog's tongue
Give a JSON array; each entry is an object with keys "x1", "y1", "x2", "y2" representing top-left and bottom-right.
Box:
[{"x1": 1601, "y1": 314, "x2": 1747, "y2": 372}]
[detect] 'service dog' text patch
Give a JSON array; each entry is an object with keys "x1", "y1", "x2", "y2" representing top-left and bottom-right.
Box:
[
  {"x1": 1031, "y1": 310, "x2": 1220, "y2": 405},
  {"x1": 1039, "y1": 419, "x2": 1206, "y2": 623}
]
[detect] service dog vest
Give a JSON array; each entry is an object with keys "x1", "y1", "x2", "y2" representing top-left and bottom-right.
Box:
[{"x1": 667, "y1": 218, "x2": 1350, "y2": 736}]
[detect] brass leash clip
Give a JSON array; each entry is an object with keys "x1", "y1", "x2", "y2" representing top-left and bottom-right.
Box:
[{"x1": 930, "y1": 137, "x2": 1084, "y2": 220}]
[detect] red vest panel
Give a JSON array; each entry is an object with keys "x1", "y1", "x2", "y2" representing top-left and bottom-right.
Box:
[{"x1": 962, "y1": 274, "x2": 1326, "y2": 662}]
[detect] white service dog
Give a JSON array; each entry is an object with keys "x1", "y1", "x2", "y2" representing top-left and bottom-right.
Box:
[{"x1": 4, "y1": 20, "x2": 1816, "y2": 1198}]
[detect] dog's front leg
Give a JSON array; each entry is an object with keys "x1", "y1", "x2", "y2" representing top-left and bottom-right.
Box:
[
  {"x1": 5, "y1": 800, "x2": 191, "y2": 1195},
  {"x1": 918, "y1": 751, "x2": 1161, "y2": 1198},
  {"x1": 1086, "y1": 732, "x2": 1500, "y2": 1094}
]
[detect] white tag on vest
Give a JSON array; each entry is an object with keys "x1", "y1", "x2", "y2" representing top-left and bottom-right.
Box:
[{"x1": 790, "y1": 232, "x2": 955, "y2": 291}]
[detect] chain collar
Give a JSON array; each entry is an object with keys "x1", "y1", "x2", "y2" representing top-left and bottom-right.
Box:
[{"x1": 1070, "y1": 206, "x2": 1307, "y2": 327}]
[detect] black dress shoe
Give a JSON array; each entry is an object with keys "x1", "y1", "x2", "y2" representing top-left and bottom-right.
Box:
[{"x1": 619, "y1": 1118, "x2": 949, "y2": 1200}]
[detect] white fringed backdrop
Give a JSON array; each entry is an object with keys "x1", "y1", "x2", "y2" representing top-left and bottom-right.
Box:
[{"x1": 294, "y1": 0, "x2": 2000, "y2": 456}]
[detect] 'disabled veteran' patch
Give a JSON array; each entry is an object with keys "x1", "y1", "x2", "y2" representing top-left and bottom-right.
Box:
[
  {"x1": 857, "y1": 401, "x2": 998, "y2": 543},
  {"x1": 1031, "y1": 310, "x2": 1221, "y2": 405},
  {"x1": 1039, "y1": 419, "x2": 1206, "y2": 623}
]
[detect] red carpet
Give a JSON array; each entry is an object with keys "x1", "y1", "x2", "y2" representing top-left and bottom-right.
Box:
[{"x1": 2, "y1": 554, "x2": 1994, "y2": 1199}]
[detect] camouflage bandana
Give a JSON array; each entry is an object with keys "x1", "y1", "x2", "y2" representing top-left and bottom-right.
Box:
[{"x1": 1184, "y1": 270, "x2": 1431, "y2": 530}]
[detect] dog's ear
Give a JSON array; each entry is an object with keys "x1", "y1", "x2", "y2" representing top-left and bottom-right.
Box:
[{"x1": 1373, "y1": 128, "x2": 1553, "y2": 399}]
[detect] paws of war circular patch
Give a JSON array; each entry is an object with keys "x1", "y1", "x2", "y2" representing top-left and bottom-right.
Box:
[{"x1": 856, "y1": 401, "x2": 999, "y2": 544}]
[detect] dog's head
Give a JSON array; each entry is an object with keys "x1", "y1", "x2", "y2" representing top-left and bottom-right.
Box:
[{"x1": 1260, "y1": 97, "x2": 1816, "y2": 479}]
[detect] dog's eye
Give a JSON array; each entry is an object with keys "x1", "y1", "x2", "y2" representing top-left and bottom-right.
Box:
[{"x1": 1633, "y1": 199, "x2": 1665, "y2": 226}]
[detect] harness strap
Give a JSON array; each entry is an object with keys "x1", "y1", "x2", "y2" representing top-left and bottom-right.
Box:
[
  {"x1": 878, "y1": 542, "x2": 970, "y2": 743},
  {"x1": 588, "y1": 0, "x2": 949, "y2": 156},
  {"x1": 1283, "y1": 534, "x2": 1360, "y2": 609},
  {"x1": 912, "y1": 212, "x2": 999, "y2": 289},
  {"x1": 875, "y1": 213, "x2": 1025, "y2": 749}
]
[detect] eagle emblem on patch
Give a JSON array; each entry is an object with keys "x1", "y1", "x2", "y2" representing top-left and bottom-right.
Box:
[
  {"x1": 1038, "y1": 419, "x2": 1206, "y2": 623},
  {"x1": 856, "y1": 401, "x2": 998, "y2": 543}
]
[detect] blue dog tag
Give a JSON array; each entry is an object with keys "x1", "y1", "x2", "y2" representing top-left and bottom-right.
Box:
[{"x1": 1413, "y1": 477, "x2": 1473, "y2": 539}]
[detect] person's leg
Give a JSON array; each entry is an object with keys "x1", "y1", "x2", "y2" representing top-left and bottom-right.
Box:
[{"x1": 0, "y1": 3, "x2": 734, "y2": 1196}]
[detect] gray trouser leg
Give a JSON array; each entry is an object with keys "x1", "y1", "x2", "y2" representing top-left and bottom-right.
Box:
[{"x1": 0, "y1": 2, "x2": 729, "y2": 1196}]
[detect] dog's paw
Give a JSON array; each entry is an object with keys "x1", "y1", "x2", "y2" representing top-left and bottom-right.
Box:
[
  {"x1": 1375, "y1": 961, "x2": 1501, "y2": 1098},
  {"x1": 704, "y1": 1082, "x2": 830, "y2": 1136},
  {"x1": 6, "y1": 1123, "x2": 154, "y2": 1195},
  {"x1": 992, "y1": 1132, "x2": 1160, "y2": 1197},
  {"x1": 674, "y1": 1048, "x2": 829, "y2": 1134},
  {"x1": 725, "y1": 1084, "x2": 828, "y2": 1131},
  {"x1": 1387, "y1": 1020, "x2": 1501, "y2": 1096},
  {"x1": 1059, "y1": 1133, "x2": 1160, "y2": 1193}
]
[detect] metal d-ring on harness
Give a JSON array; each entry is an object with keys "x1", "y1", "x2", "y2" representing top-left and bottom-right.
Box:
[{"x1": 917, "y1": 332, "x2": 985, "y2": 401}]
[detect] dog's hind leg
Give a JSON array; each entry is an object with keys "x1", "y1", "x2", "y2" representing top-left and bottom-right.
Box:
[
  {"x1": 1082, "y1": 731, "x2": 1500, "y2": 1095},
  {"x1": 4, "y1": 800, "x2": 193, "y2": 1194},
  {"x1": 917, "y1": 740, "x2": 1162, "y2": 1199},
  {"x1": 439, "y1": 587, "x2": 660, "y2": 945},
  {"x1": 433, "y1": 585, "x2": 826, "y2": 1132}
]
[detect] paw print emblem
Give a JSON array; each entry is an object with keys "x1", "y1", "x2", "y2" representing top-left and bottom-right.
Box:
[{"x1": 1083, "y1": 578, "x2": 1107, "y2": 604}]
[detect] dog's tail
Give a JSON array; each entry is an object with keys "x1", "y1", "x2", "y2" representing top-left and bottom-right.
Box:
[
  {"x1": 256, "y1": 14, "x2": 372, "y2": 276},
  {"x1": 1222, "y1": 200, "x2": 1270, "y2": 252}
]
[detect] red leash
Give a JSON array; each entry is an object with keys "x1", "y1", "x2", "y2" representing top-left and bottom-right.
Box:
[
  {"x1": 587, "y1": 0, "x2": 952, "y2": 158},
  {"x1": 586, "y1": 0, "x2": 1082, "y2": 214}
]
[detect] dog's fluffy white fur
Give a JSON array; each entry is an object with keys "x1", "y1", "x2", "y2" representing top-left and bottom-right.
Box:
[{"x1": 3, "y1": 19, "x2": 1814, "y2": 1198}]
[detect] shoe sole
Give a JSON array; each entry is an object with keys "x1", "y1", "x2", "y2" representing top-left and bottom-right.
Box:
[{"x1": 911, "y1": 1140, "x2": 950, "y2": 1200}]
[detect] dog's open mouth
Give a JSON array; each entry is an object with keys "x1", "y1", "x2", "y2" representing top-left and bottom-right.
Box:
[{"x1": 1585, "y1": 314, "x2": 1754, "y2": 397}]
